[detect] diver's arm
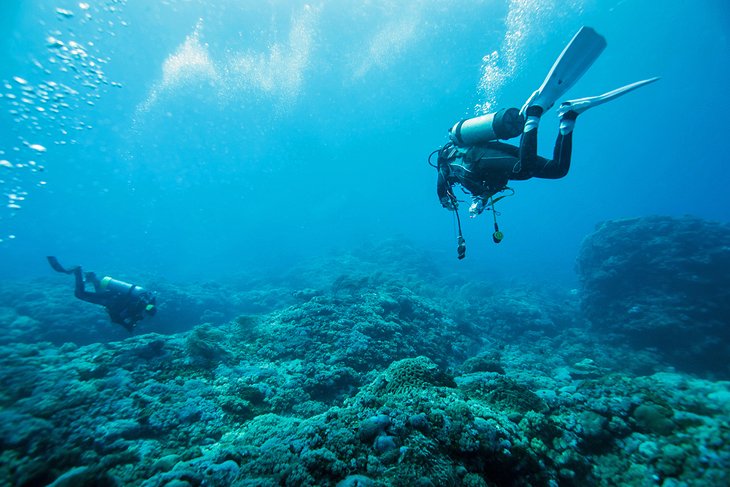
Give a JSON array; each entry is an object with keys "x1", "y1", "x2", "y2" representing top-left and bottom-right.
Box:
[
  {"x1": 106, "y1": 302, "x2": 131, "y2": 328},
  {"x1": 107, "y1": 308, "x2": 122, "y2": 325},
  {"x1": 437, "y1": 168, "x2": 455, "y2": 209}
]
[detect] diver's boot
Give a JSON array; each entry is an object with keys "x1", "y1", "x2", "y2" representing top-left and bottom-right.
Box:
[
  {"x1": 557, "y1": 77, "x2": 660, "y2": 118},
  {"x1": 523, "y1": 105, "x2": 543, "y2": 133},
  {"x1": 558, "y1": 109, "x2": 578, "y2": 135}
]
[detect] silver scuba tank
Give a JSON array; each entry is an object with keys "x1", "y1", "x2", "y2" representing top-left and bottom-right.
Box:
[
  {"x1": 448, "y1": 107, "x2": 524, "y2": 146},
  {"x1": 100, "y1": 276, "x2": 136, "y2": 295}
]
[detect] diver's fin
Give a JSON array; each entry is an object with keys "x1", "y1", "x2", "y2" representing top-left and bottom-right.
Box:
[
  {"x1": 557, "y1": 76, "x2": 660, "y2": 117},
  {"x1": 521, "y1": 26, "x2": 607, "y2": 115},
  {"x1": 47, "y1": 256, "x2": 73, "y2": 274}
]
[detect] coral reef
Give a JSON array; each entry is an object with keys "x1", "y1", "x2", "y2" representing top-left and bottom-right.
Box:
[
  {"x1": 0, "y1": 232, "x2": 729, "y2": 485},
  {"x1": 577, "y1": 215, "x2": 730, "y2": 376}
]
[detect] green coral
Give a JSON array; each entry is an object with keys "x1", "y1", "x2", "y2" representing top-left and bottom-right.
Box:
[
  {"x1": 185, "y1": 324, "x2": 229, "y2": 364},
  {"x1": 372, "y1": 357, "x2": 456, "y2": 396},
  {"x1": 395, "y1": 431, "x2": 458, "y2": 485},
  {"x1": 459, "y1": 375, "x2": 546, "y2": 414},
  {"x1": 632, "y1": 402, "x2": 676, "y2": 435}
]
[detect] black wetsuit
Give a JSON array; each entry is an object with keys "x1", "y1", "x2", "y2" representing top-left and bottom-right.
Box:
[
  {"x1": 48, "y1": 256, "x2": 156, "y2": 332},
  {"x1": 74, "y1": 269, "x2": 154, "y2": 331},
  {"x1": 437, "y1": 107, "x2": 574, "y2": 205}
]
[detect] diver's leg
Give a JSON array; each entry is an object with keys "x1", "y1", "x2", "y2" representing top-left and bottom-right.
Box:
[
  {"x1": 72, "y1": 267, "x2": 88, "y2": 299},
  {"x1": 532, "y1": 111, "x2": 577, "y2": 180},
  {"x1": 73, "y1": 268, "x2": 105, "y2": 304},
  {"x1": 85, "y1": 272, "x2": 102, "y2": 291},
  {"x1": 515, "y1": 106, "x2": 543, "y2": 177}
]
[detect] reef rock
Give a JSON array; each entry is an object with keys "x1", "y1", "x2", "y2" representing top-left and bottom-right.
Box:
[{"x1": 577, "y1": 215, "x2": 730, "y2": 376}]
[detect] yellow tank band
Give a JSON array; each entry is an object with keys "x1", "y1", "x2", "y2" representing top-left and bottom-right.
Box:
[{"x1": 100, "y1": 276, "x2": 112, "y2": 290}]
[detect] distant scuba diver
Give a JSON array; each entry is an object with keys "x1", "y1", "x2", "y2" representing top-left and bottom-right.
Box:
[
  {"x1": 47, "y1": 256, "x2": 157, "y2": 332},
  {"x1": 431, "y1": 26, "x2": 659, "y2": 259}
]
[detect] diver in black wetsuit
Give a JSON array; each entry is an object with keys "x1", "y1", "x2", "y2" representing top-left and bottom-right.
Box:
[
  {"x1": 434, "y1": 26, "x2": 659, "y2": 260},
  {"x1": 433, "y1": 105, "x2": 576, "y2": 260},
  {"x1": 436, "y1": 106, "x2": 575, "y2": 217},
  {"x1": 47, "y1": 256, "x2": 157, "y2": 332}
]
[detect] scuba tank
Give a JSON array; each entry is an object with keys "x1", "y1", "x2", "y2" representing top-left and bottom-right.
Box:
[
  {"x1": 449, "y1": 107, "x2": 524, "y2": 146},
  {"x1": 100, "y1": 276, "x2": 157, "y2": 313},
  {"x1": 100, "y1": 276, "x2": 144, "y2": 297}
]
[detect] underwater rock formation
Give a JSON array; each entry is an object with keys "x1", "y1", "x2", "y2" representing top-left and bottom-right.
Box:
[
  {"x1": 577, "y1": 215, "x2": 730, "y2": 377},
  {"x1": 1, "y1": 264, "x2": 729, "y2": 486},
  {"x1": 1, "y1": 239, "x2": 729, "y2": 485},
  {"x1": 1, "y1": 326, "x2": 728, "y2": 486}
]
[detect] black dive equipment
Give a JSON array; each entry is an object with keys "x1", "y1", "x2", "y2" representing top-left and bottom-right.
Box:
[
  {"x1": 491, "y1": 200, "x2": 504, "y2": 244},
  {"x1": 448, "y1": 107, "x2": 524, "y2": 146},
  {"x1": 457, "y1": 235, "x2": 466, "y2": 260},
  {"x1": 451, "y1": 194, "x2": 466, "y2": 260},
  {"x1": 47, "y1": 256, "x2": 71, "y2": 274},
  {"x1": 492, "y1": 224, "x2": 504, "y2": 244}
]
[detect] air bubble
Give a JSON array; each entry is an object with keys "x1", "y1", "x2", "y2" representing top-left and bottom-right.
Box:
[
  {"x1": 56, "y1": 8, "x2": 74, "y2": 18},
  {"x1": 47, "y1": 36, "x2": 65, "y2": 48}
]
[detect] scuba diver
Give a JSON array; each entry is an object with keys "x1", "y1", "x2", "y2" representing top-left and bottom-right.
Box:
[
  {"x1": 47, "y1": 256, "x2": 157, "y2": 332},
  {"x1": 432, "y1": 26, "x2": 659, "y2": 259}
]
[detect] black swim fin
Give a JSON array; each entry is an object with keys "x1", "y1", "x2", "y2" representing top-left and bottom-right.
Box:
[{"x1": 47, "y1": 256, "x2": 74, "y2": 274}]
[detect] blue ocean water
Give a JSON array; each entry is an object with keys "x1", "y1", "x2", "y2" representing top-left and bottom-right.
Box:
[
  {"x1": 2, "y1": 0, "x2": 727, "y2": 282},
  {"x1": 2, "y1": 2, "x2": 730, "y2": 486}
]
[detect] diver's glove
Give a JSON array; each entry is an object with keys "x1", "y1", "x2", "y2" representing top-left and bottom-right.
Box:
[
  {"x1": 440, "y1": 196, "x2": 456, "y2": 210},
  {"x1": 469, "y1": 197, "x2": 487, "y2": 217}
]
